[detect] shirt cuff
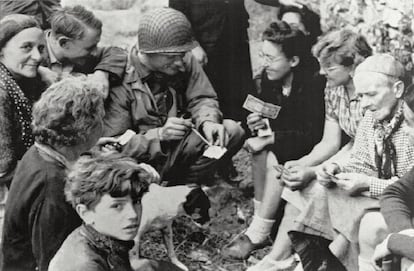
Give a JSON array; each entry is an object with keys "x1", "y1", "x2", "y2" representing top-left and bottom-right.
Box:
[{"x1": 369, "y1": 176, "x2": 399, "y2": 198}]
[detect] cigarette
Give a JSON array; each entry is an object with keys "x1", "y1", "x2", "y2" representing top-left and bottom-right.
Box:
[{"x1": 191, "y1": 128, "x2": 212, "y2": 146}]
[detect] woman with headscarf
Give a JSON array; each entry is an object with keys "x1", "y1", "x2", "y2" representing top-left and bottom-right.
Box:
[{"x1": 0, "y1": 14, "x2": 46, "y2": 185}]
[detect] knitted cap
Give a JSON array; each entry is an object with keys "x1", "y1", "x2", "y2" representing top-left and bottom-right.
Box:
[
  {"x1": 354, "y1": 54, "x2": 405, "y2": 79},
  {"x1": 404, "y1": 84, "x2": 414, "y2": 112},
  {"x1": 137, "y1": 7, "x2": 197, "y2": 54},
  {"x1": 0, "y1": 14, "x2": 41, "y2": 50}
]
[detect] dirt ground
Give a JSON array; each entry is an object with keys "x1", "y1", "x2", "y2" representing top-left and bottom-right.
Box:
[{"x1": 139, "y1": 149, "x2": 274, "y2": 271}]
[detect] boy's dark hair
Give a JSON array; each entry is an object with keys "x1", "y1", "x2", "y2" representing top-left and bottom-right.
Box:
[{"x1": 65, "y1": 152, "x2": 151, "y2": 209}]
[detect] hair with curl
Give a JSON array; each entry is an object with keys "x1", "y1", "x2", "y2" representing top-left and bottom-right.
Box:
[
  {"x1": 312, "y1": 29, "x2": 372, "y2": 68},
  {"x1": 65, "y1": 152, "x2": 150, "y2": 209},
  {"x1": 32, "y1": 76, "x2": 105, "y2": 147},
  {"x1": 50, "y1": 5, "x2": 102, "y2": 40},
  {"x1": 278, "y1": 5, "x2": 322, "y2": 46},
  {"x1": 0, "y1": 14, "x2": 41, "y2": 51},
  {"x1": 262, "y1": 20, "x2": 307, "y2": 60}
]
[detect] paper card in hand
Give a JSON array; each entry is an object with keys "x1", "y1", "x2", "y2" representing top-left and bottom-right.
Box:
[
  {"x1": 243, "y1": 94, "x2": 281, "y2": 119},
  {"x1": 273, "y1": 165, "x2": 288, "y2": 174},
  {"x1": 203, "y1": 146, "x2": 227, "y2": 160},
  {"x1": 257, "y1": 118, "x2": 273, "y2": 137}
]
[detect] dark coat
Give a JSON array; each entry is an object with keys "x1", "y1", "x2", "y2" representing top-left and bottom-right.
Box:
[
  {"x1": 2, "y1": 146, "x2": 81, "y2": 271},
  {"x1": 169, "y1": 0, "x2": 253, "y2": 121},
  {"x1": 0, "y1": 65, "x2": 46, "y2": 185},
  {"x1": 255, "y1": 59, "x2": 326, "y2": 163},
  {"x1": 49, "y1": 225, "x2": 183, "y2": 271},
  {"x1": 380, "y1": 166, "x2": 414, "y2": 260}
]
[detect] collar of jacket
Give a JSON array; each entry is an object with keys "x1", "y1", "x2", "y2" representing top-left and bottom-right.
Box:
[
  {"x1": 123, "y1": 47, "x2": 154, "y2": 94},
  {"x1": 34, "y1": 142, "x2": 70, "y2": 169},
  {"x1": 80, "y1": 224, "x2": 134, "y2": 269}
]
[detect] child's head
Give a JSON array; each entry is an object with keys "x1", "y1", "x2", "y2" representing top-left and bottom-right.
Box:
[{"x1": 65, "y1": 152, "x2": 153, "y2": 241}]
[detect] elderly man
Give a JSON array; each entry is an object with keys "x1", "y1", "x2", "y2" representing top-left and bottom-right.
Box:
[
  {"x1": 39, "y1": 5, "x2": 126, "y2": 96},
  {"x1": 372, "y1": 84, "x2": 414, "y2": 271},
  {"x1": 103, "y1": 7, "x2": 244, "y2": 186},
  {"x1": 287, "y1": 54, "x2": 414, "y2": 271}
]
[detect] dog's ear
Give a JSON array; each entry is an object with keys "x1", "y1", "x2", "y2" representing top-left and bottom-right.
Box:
[{"x1": 183, "y1": 187, "x2": 211, "y2": 224}]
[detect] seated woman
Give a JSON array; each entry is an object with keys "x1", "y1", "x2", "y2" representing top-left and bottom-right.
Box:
[
  {"x1": 223, "y1": 29, "x2": 372, "y2": 270},
  {"x1": 2, "y1": 77, "x2": 112, "y2": 271},
  {"x1": 0, "y1": 13, "x2": 46, "y2": 184},
  {"x1": 49, "y1": 153, "x2": 181, "y2": 271},
  {"x1": 0, "y1": 14, "x2": 47, "y2": 265},
  {"x1": 222, "y1": 20, "x2": 326, "y2": 260}
]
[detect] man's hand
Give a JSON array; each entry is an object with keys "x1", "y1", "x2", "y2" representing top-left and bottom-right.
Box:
[
  {"x1": 371, "y1": 235, "x2": 392, "y2": 271},
  {"x1": 334, "y1": 173, "x2": 371, "y2": 196},
  {"x1": 191, "y1": 45, "x2": 208, "y2": 66},
  {"x1": 88, "y1": 70, "x2": 110, "y2": 98},
  {"x1": 38, "y1": 66, "x2": 59, "y2": 86},
  {"x1": 246, "y1": 112, "x2": 266, "y2": 133},
  {"x1": 202, "y1": 121, "x2": 228, "y2": 147},
  {"x1": 281, "y1": 165, "x2": 315, "y2": 191},
  {"x1": 159, "y1": 117, "x2": 192, "y2": 141}
]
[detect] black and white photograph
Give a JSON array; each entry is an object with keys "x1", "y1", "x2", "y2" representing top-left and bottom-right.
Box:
[{"x1": 0, "y1": 0, "x2": 413, "y2": 270}]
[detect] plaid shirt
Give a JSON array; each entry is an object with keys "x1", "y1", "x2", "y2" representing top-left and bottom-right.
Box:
[
  {"x1": 337, "y1": 111, "x2": 414, "y2": 198},
  {"x1": 325, "y1": 85, "x2": 364, "y2": 138}
]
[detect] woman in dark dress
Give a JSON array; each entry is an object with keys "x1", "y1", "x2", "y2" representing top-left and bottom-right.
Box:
[{"x1": 222, "y1": 22, "x2": 326, "y2": 268}]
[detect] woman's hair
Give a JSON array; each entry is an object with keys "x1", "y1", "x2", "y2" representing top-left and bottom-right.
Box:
[
  {"x1": 278, "y1": 4, "x2": 322, "y2": 46},
  {"x1": 0, "y1": 14, "x2": 41, "y2": 51},
  {"x1": 32, "y1": 76, "x2": 105, "y2": 147},
  {"x1": 313, "y1": 29, "x2": 372, "y2": 68},
  {"x1": 65, "y1": 152, "x2": 151, "y2": 209},
  {"x1": 50, "y1": 5, "x2": 102, "y2": 39},
  {"x1": 262, "y1": 20, "x2": 307, "y2": 60}
]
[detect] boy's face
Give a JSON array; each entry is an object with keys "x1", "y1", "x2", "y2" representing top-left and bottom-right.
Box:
[
  {"x1": 88, "y1": 194, "x2": 141, "y2": 241},
  {"x1": 403, "y1": 102, "x2": 414, "y2": 145}
]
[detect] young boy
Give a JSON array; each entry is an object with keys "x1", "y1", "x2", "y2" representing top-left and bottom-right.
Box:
[{"x1": 49, "y1": 153, "x2": 180, "y2": 271}]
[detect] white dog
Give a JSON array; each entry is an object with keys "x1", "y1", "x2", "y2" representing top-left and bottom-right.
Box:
[{"x1": 130, "y1": 183, "x2": 211, "y2": 271}]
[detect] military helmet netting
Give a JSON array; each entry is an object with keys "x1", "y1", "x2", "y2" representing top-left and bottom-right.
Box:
[{"x1": 137, "y1": 7, "x2": 197, "y2": 54}]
